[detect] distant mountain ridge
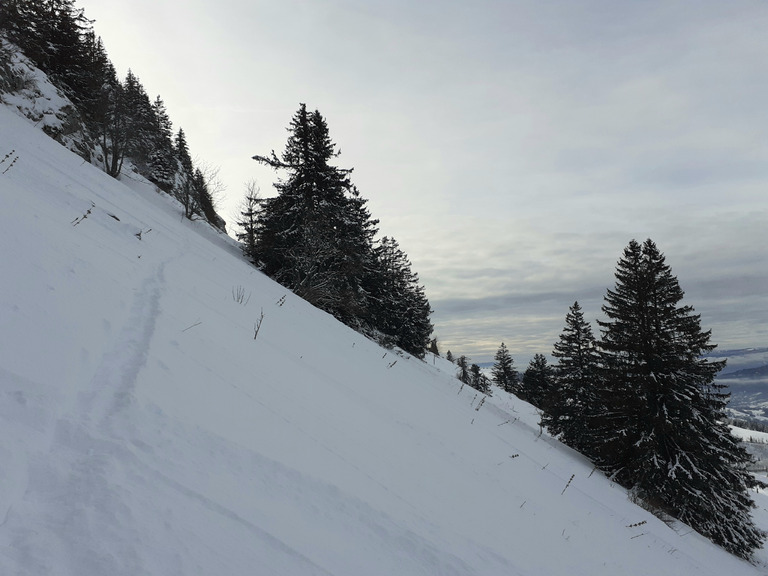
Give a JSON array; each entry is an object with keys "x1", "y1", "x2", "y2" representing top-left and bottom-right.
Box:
[{"x1": 705, "y1": 348, "x2": 768, "y2": 423}]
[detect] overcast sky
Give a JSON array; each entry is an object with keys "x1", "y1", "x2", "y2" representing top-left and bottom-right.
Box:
[{"x1": 76, "y1": 0, "x2": 767, "y2": 364}]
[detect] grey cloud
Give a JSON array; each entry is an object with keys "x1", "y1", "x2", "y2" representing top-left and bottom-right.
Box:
[{"x1": 78, "y1": 0, "x2": 768, "y2": 364}]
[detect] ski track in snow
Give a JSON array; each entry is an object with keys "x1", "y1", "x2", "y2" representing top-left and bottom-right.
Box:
[
  {"x1": 1, "y1": 257, "x2": 169, "y2": 574},
  {"x1": 76, "y1": 259, "x2": 166, "y2": 431}
]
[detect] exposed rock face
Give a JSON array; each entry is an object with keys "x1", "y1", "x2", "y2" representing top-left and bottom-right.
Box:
[{"x1": 1, "y1": 37, "x2": 96, "y2": 163}]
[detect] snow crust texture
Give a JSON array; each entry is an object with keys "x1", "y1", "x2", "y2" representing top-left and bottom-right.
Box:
[{"x1": 1, "y1": 105, "x2": 767, "y2": 575}]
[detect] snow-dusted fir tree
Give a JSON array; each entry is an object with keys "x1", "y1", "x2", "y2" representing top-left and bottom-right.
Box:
[
  {"x1": 252, "y1": 105, "x2": 432, "y2": 355},
  {"x1": 173, "y1": 128, "x2": 197, "y2": 218},
  {"x1": 148, "y1": 96, "x2": 176, "y2": 191},
  {"x1": 456, "y1": 356, "x2": 471, "y2": 385},
  {"x1": 594, "y1": 239, "x2": 764, "y2": 559},
  {"x1": 541, "y1": 301, "x2": 599, "y2": 451},
  {"x1": 368, "y1": 236, "x2": 433, "y2": 358},
  {"x1": 235, "y1": 180, "x2": 260, "y2": 262},
  {"x1": 122, "y1": 70, "x2": 155, "y2": 168},
  {"x1": 519, "y1": 354, "x2": 554, "y2": 409},
  {"x1": 469, "y1": 363, "x2": 491, "y2": 394},
  {"x1": 252, "y1": 104, "x2": 378, "y2": 326},
  {"x1": 491, "y1": 342, "x2": 518, "y2": 393}
]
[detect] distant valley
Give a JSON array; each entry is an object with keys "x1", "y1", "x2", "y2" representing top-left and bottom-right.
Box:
[{"x1": 712, "y1": 348, "x2": 768, "y2": 423}]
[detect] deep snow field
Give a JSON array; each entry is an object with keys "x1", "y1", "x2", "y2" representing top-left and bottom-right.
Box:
[{"x1": 2, "y1": 103, "x2": 768, "y2": 575}]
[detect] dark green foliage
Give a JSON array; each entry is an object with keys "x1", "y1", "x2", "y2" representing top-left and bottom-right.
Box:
[
  {"x1": 235, "y1": 181, "x2": 261, "y2": 262},
  {"x1": 173, "y1": 128, "x2": 197, "y2": 217},
  {"x1": 1, "y1": 0, "x2": 92, "y2": 107},
  {"x1": 445, "y1": 350, "x2": 455, "y2": 363},
  {"x1": 519, "y1": 354, "x2": 554, "y2": 409},
  {"x1": 252, "y1": 105, "x2": 432, "y2": 357},
  {"x1": 193, "y1": 168, "x2": 219, "y2": 226},
  {"x1": 96, "y1": 71, "x2": 127, "y2": 177},
  {"x1": 174, "y1": 128, "x2": 193, "y2": 174},
  {"x1": 491, "y1": 342, "x2": 518, "y2": 393},
  {"x1": 0, "y1": 1, "x2": 225, "y2": 229},
  {"x1": 456, "y1": 356, "x2": 471, "y2": 385},
  {"x1": 591, "y1": 239, "x2": 765, "y2": 559},
  {"x1": 541, "y1": 301, "x2": 599, "y2": 451},
  {"x1": 148, "y1": 96, "x2": 176, "y2": 191},
  {"x1": 122, "y1": 70, "x2": 156, "y2": 168},
  {"x1": 470, "y1": 363, "x2": 491, "y2": 395},
  {"x1": 97, "y1": 70, "x2": 154, "y2": 177},
  {"x1": 368, "y1": 237, "x2": 433, "y2": 358},
  {"x1": 253, "y1": 104, "x2": 378, "y2": 326}
]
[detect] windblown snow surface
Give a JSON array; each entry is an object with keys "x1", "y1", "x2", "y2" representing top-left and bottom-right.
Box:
[{"x1": 2, "y1": 104, "x2": 768, "y2": 575}]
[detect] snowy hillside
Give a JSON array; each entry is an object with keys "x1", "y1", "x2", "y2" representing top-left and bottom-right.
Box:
[{"x1": 1, "y1": 104, "x2": 767, "y2": 575}]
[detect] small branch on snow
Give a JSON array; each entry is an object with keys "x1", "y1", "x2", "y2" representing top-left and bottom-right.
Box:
[
  {"x1": 253, "y1": 308, "x2": 265, "y2": 340},
  {"x1": 561, "y1": 474, "x2": 575, "y2": 495},
  {"x1": 72, "y1": 201, "x2": 95, "y2": 226}
]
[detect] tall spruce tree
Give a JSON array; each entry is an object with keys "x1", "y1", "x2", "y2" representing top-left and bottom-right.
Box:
[
  {"x1": 541, "y1": 301, "x2": 599, "y2": 451},
  {"x1": 173, "y1": 128, "x2": 197, "y2": 217},
  {"x1": 456, "y1": 356, "x2": 471, "y2": 385},
  {"x1": 593, "y1": 239, "x2": 764, "y2": 559},
  {"x1": 367, "y1": 236, "x2": 433, "y2": 357},
  {"x1": 470, "y1": 363, "x2": 491, "y2": 394},
  {"x1": 148, "y1": 96, "x2": 176, "y2": 191},
  {"x1": 236, "y1": 181, "x2": 261, "y2": 262},
  {"x1": 252, "y1": 104, "x2": 379, "y2": 326},
  {"x1": 122, "y1": 70, "x2": 155, "y2": 168},
  {"x1": 491, "y1": 342, "x2": 518, "y2": 393},
  {"x1": 519, "y1": 354, "x2": 554, "y2": 409},
  {"x1": 97, "y1": 71, "x2": 127, "y2": 178}
]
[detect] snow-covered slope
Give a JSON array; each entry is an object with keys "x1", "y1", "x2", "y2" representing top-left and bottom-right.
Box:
[{"x1": 1, "y1": 104, "x2": 767, "y2": 575}]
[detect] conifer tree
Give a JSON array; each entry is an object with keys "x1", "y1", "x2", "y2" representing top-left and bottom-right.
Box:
[
  {"x1": 173, "y1": 128, "x2": 197, "y2": 217},
  {"x1": 541, "y1": 301, "x2": 599, "y2": 451},
  {"x1": 236, "y1": 181, "x2": 261, "y2": 262},
  {"x1": 192, "y1": 168, "x2": 215, "y2": 223},
  {"x1": 519, "y1": 354, "x2": 554, "y2": 409},
  {"x1": 1, "y1": 1, "x2": 93, "y2": 106},
  {"x1": 593, "y1": 239, "x2": 764, "y2": 559},
  {"x1": 79, "y1": 31, "x2": 111, "y2": 124},
  {"x1": 470, "y1": 363, "x2": 491, "y2": 394},
  {"x1": 491, "y1": 342, "x2": 518, "y2": 393},
  {"x1": 174, "y1": 128, "x2": 193, "y2": 174},
  {"x1": 97, "y1": 71, "x2": 127, "y2": 178},
  {"x1": 148, "y1": 95, "x2": 176, "y2": 191},
  {"x1": 252, "y1": 104, "x2": 381, "y2": 328},
  {"x1": 122, "y1": 70, "x2": 155, "y2": 168},
  {"x1": 456, "y1": 356, "x2": 471, "y2": 385},
  {"x1": 368, "y1": 236, "x2": 433, "y2": 357}
]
